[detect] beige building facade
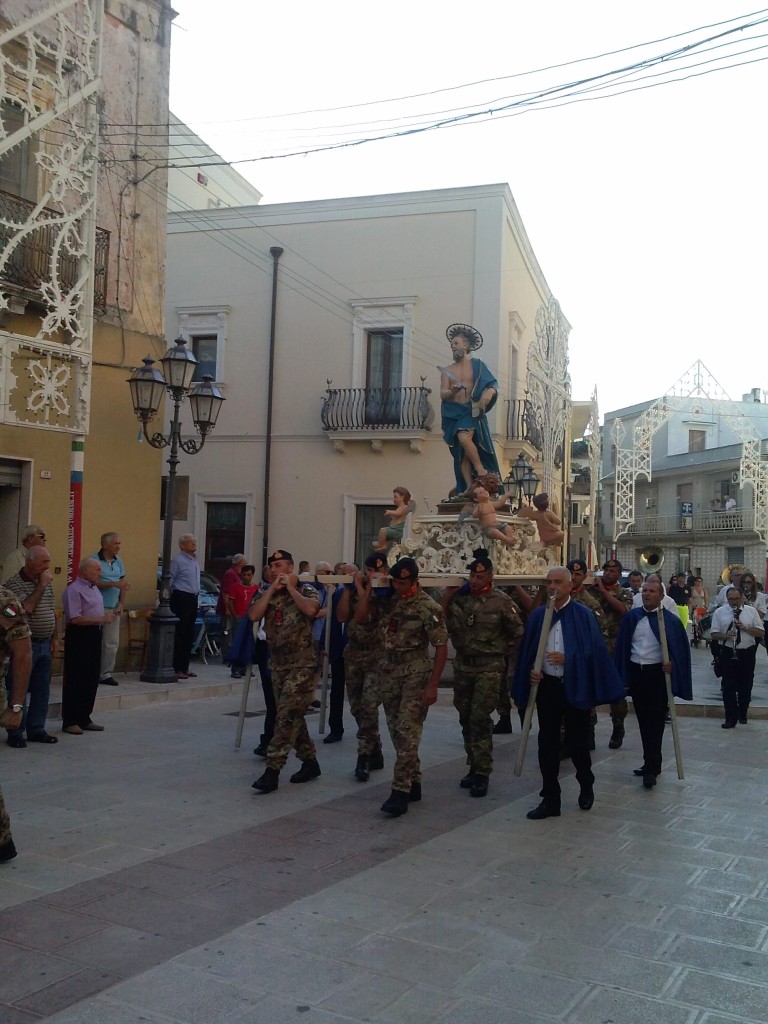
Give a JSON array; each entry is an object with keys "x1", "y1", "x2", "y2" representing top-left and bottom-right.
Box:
[{"x1": 165, "y1": 183, "x2": 570, "y2": 572}]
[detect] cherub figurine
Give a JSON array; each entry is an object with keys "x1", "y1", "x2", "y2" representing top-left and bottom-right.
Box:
[
  {"x1": 465, "y1": 485, "x2": 517, "y2": 547},
  {"x1": 373, "y1": 486, "x2": 416, "y2": 551},
  {"x1": 517, "y1": 492, "x2": 564, "y2": 548}
]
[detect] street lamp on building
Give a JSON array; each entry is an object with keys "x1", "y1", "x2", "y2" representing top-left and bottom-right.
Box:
[
  {"x1": 127, "y1": 338, "x2": 224, "y2": 683},
  {"x1": 505, "y1": 452, "x2": 539, "y2": 511}
]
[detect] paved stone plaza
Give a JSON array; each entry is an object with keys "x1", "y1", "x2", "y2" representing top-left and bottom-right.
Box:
[{"x1": 1, "y1": 645, "x2": 768, "y2": 1023}]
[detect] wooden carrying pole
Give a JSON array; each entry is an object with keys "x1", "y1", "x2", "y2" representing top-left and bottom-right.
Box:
[
  {"x1": 656, "y1": 606, "x2": 685, "y2": 780},
  {"x1": 234, "y1": 661, "x2": 254, "y2": 749},
  {"x1": 514, "y1": 594, "x2": 556, "y2": 777}
]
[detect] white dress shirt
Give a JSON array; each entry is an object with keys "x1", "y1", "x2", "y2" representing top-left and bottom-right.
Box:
[{"x1": 711, "y1": 603, "x2": 763, "y2": 650}]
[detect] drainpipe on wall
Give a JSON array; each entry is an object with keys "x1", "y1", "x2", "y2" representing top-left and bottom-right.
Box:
[{"x1": 261, "y1": 246, "x2": 283, "y2": 569}]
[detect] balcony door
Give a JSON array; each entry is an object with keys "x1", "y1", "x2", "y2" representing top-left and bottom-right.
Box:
[{"x1": 365, "y1": 329, "x2": 403, "y2": 425}]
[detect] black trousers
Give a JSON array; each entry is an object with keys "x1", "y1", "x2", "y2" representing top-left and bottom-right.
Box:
[
  {"x1": 62, "y1": 624, "x2": 101, "y2": 728},
  {"x1": 628, "y1": 662, "x2": 667, "y2": 775},
  {"x1": 254, "y1": 638, "x2": 276, "y2": 743},
  {"x1": 328, "y1": 657, "x2": 346, "y2": 736},
  {"x1": 536, "y1": 674, "x2": 593, "y2": 808},
  {"x1": 721, "y1": 646, "x2": 757, "y2": 723},
  {"x1": 170, "y1": 590, "x2": 198, "y2": 673}
]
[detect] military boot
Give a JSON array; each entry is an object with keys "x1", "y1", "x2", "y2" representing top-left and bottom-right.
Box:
[
  {"x1": 380, "y1": 789, "x2": 409, "y2": 817},
  {"x1": 493, "y1": 713, "x2": 513, "y2": 735},
  {"x1": 408, "y1": 781, "x2": 422, "y2": 802},
  {"x1": 608, "y1": 722, "x2": 625, "y2": 749},
  {"x1": 459, "y1": 771, "x2": 476, "y2": 789},
  {"x1": 290, "y1": 758, "x2": 321, "y2": 783},
  {"x1": 251, "y1": 767, "x2": 280, "y2": 793},
  {"x1": 368, "y1": 748, "x2": 384, "y2": 771},
  {"x1": 470, "y1": 774, "x2": 489, "y2": 798},
  {"x1": 354, "y1": 754, "x2": 370, "y2": 782}
]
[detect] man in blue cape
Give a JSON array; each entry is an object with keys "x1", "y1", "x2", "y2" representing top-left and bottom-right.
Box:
[
  {"x1": 440, "y1": 323, "x2": 502, "y2": 493},
  {"x1": 513, "y1": 566, "x2": 625, "y2": 820},
  {"x1": 614, "y1": 577, "x2": 692, "y2": 788}
]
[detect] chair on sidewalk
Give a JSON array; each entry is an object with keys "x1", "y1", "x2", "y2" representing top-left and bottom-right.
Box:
[{"x1": 124, "y1": 609, "x2": 153, "y2": 672}]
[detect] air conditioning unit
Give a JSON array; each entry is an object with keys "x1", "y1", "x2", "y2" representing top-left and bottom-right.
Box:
[{"x1": 731, "y1": 471, "x2": 740, "y2": 484}]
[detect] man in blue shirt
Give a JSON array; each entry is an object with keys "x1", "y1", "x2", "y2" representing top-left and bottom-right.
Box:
[
  {"x1": 170, "y1": 534, "x2": 200, "y2": 678},
  {"x1": 92, "y1": 532, "x2": 129, "y2": 687}
]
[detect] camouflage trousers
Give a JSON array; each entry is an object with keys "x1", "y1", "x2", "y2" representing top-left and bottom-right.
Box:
[
  {"x1": 344, "y1": 652, "x2": 383, "y2": 757},
  {"x1": 495, "y1": 669, "x2": 512, "y2": 716},
  {"x1": 380, "y1": 659, "x2": 430, "y2": 793},
  {"x1": 266, "y1": 662, "x2": 317, "y2": 771},
  {"x1": 454, "y1": 668, "x2": 503, "y2": 776},
  {"x1": 0, "y1": 785, "x2": 13, "y2": 857}
]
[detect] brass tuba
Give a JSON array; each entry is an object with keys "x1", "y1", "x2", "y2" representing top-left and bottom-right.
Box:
[{"x1": 638, "y1": 545, "x2": 664, "y2": 574}]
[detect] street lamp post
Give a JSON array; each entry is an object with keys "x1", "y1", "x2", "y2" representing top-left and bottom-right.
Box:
[
  {"x1": 127, "y1": 338, "x2": 224, "y2": 683},
  {"x1": 505, "y1": 452, "x2": 539, "y2": 512}
]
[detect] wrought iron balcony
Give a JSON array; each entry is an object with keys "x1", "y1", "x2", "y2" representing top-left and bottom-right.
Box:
[
  {"x1": 624, "y1": 509, "x2": 755, "y2": 535},
  {"x1": 321, "y1": 382, "x2": 434, "y2": 432},
  {"x1": 506, "y1": 397, "x2": 542, "y2": 449},
  {"x1": 0, "y1": 188, "x2": 109, "y2": 314}
]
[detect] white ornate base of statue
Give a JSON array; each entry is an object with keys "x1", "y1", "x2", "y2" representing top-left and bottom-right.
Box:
[{"x1": 390, "y1": 514, "x2": 555, "y2": 578}]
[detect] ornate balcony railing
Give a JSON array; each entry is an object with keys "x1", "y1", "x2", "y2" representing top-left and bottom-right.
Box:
[
  {"x1": 321, "y1": 382, "x2": 434, "y2": 432},
  {"x1": 506, "y1": 397, "x2": 542, "y2": 449},
  {"x1": 624, "y1": 509, "x2": 755, "y2": 535},
  {"x1": 0, "y1": 188, "x2": 109, "y2": 314}
]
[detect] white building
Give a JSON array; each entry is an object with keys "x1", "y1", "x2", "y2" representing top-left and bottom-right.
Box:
[
  {"x1": 167, "y1": 114, "x2": 262, "y2": 213},
  {"x1": 164, "y1": 182, "x2": 571, "y2": 574}
]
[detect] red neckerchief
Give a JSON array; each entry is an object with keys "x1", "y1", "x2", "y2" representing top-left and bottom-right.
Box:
[
  {"x1": 469, "y1": 584, "x2": 492, "y2": 596},
  {"x1": 398, "y1": 582, "x2": 419, "y2": 600}
]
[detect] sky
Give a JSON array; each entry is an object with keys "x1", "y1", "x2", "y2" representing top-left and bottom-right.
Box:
[{"x1": 167, "y1": 1, "x2": 768, "y2": 422}]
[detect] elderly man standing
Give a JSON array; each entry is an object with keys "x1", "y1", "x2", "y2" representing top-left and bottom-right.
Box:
[
  {"x1": 3, "y1": 546, "x2": 58, "y2": 747},
  {"x1": 614, "y1": 577, "x2": 692, "y2": 788},
  {"x1": 62, "y1": 558, "x2": 115, "y2": 735},
  {"x1": 354, "y1": 557, "x2": 448, "y2": 817},
  {"x1": 0, "y1": 587, "x2": 32, "y2": 862},
  {"x1": 513, "y1": 566, "x2": 625, "y2": 820},
  {"x1": 442, "y1": 548, "x2": 522, "y2": 798},
  {"x1": 250, "y1": 550, "x2": 322, "y2": 793},
  {"x1": 170, "y1": 534, "x2": 200, "y2": 679},
  {"x1": 0, "y1": 524, "x2": 47, "y2": 581},
  {"x1": 217, "y1": 553, "x2": 246, "y2": 666},
  {"x1": 92, "y1": 532, "x2": 130, "y2": 687}
]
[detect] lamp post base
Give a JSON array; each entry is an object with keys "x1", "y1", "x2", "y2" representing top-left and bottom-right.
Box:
[{"x1": 141, "y1": 607, "x2": 179, "y2": 683}]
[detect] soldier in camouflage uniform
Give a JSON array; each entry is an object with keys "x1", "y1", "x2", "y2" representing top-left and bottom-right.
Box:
[
  {"x1": 443, "y1": 549, "x2": 522, "y2": 797},
  {"x1": 336, "y1": 553, "x2": 388, "y2": 782},
  {"x1": 250, "y1": 550, "x2": 322, "y2": 793},
  {"x1": 586, "y1": 558, "x2": 632, "y2": 748},
  {"x1": 0, "y1": 587, "x2": 32, "y2": 862},
  {"x1": 354, "y1": 557, "x2": 448, "y2": 817}
]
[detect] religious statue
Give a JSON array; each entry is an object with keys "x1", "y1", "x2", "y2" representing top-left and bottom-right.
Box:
[
  {"x1": 439, "y1": 323, "x2": 502, "y2": 493},
  {"x1": 372, "y1": 487, "x2": 416, "y2": 552},
  {"x1": 517, "y1": 492, "x2": 564, "y2": 550}
]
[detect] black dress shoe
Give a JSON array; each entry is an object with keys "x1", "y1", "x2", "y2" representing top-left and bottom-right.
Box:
[
  {"x1": 251, "y1": 767, "x2": 279, "y2": 792},
  {"x1": 642, "y1": 774, "x2": 657, "y2": 789},
  {"x1": 290, "y1": 758, "x2": 321, "y2": 783},
  {"x1": 633, "y1": 767, "x2": 648, "y2": 777},
  {"x1": 408, "y1": 781, "x2": 422, "y2": 802},
  {"x1": 26, "y1": 732, "x2": 58, "y2": 744},
  {"x1": 354, "y1": 755, "x2": 370, "y2": 782},
  {"x1": 99, "y1": 676, "x2": 118, "y2": 686},
  {"x1": 381, "y1": 790, "x2": 409, "y2": 817},
  {"x1": 368, "y1": 749, "x2": 384, "y2": 771},
  {"x1": 253, "y1": 741, "x2": 269, "y2": 758},
  {"x1": 722, "y1": 721, "x2": 737, "y2": 729},
  {"x1": 738, "y1": 716, "x2": 748, "y2": 724},
  {"x1": 323, "y1": 732, "x2": 343, "y2": 744},
  {"x1": 6, "y1": 735, "x2": 26, "y2": 748},
  {"x1": 578, "y1": 786, "x2": 594, "y2": 810},
  {"x1": 526, "y1": 801, "x2": 560, "y2": 820},
  {"x1": 459, "y1": 772, "x2": 475, "y2": 789},
  {"x1": 493, "y1": 714, "x2": 513, "y2": 735},
  {"x1": 470, "y1": 775, "x2": 489, "y2": 798},
  {"x1": 608, "y1": 723, "x2": 625, "y2": 749}
]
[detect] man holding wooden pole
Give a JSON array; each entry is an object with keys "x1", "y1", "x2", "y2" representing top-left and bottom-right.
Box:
[
  {"x1": 615, "y1": 579, "x2": 693, "y2": 788},
  {"x1": 513, "y1": 567, "x2": 624, "y2": 820}
]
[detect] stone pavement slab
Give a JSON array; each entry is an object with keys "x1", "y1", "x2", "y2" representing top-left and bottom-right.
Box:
[{"x1": 2, "y1": 657, "x2": 768, "y2": 1022}]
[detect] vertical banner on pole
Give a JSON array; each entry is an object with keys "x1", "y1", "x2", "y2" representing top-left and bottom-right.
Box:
[{"x1": 68, "y1": 437, "x2": 85, "y2": 583}]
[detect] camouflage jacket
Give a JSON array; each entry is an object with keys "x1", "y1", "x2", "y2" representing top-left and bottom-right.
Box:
[
  {"x1": 445, "y1": 586, "x2": 523, "y2": 657},
  {"x1": 344, "y1": 588, "x2": 383, "y2": 656},
  {"x1": 260, "y1": 582, "x2": 320, "y2": 668},
  {"x1": 570, "y1": 586, "x2": 603, "y2": 621},
  {"x1": 373, "y1": 587, "x2": 448, "y2": 656},
  {"x1": 0, "y1": 587, "x2": 31, "y2": 666},
  {"x1": 586, "y1": 583, "x2": 632, "y2": 652}
]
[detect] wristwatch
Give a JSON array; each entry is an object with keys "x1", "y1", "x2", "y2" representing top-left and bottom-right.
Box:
[{"x1": 9, "y1": 704, "x2": 22, "y2": 713}]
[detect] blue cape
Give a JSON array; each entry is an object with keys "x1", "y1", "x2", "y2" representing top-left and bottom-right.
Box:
[
  {"x1": 614, "y1": 606, "x2": 693, "y2": 700},
  {"x1": 512, "y1": 601, "x2": 625, "y2": 710},
  {"x1": 441, "y1": 357, "x2": 502, "y2": 492}
]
